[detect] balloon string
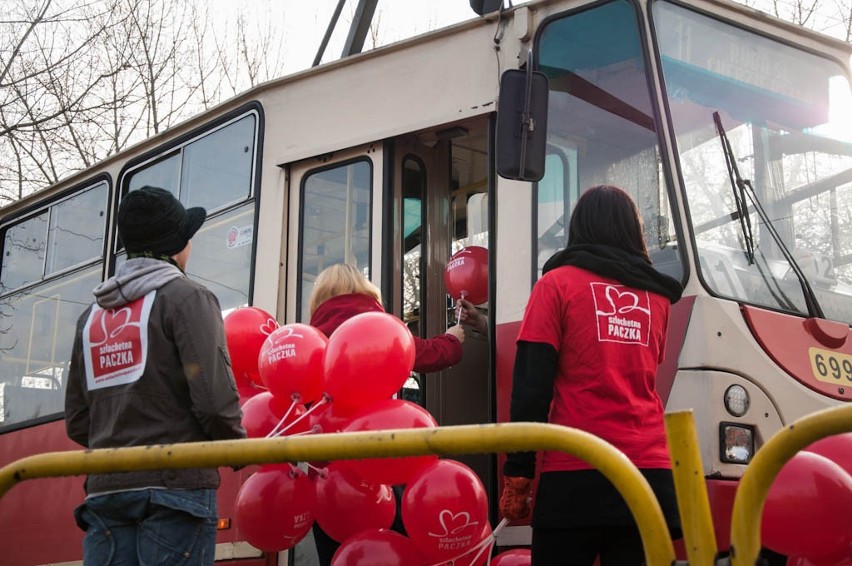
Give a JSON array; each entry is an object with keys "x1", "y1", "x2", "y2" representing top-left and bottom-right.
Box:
[
  {"x1": 266, "y1": 397, "x2": 299, "y2": 438},
  {"x1": 272, "y1": 396, "x2": 328, "y2": 438},
  {"x1": 455, "y1": 290, "x2": 467, "y2": 325},
  {"x1": 304, "y1": 462, "x2": 326, "y2": 476},
  {"x1": 425, "y1": 518, "x2": 505, "y2": 566}
]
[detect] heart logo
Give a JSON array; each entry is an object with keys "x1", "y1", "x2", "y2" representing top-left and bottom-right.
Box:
[
  {"x1": 260, "y1": 318, "x2": 279, "y2": 336},
  {"x1": 428, "y1": 509, "x2": 479, "y2": 537}
]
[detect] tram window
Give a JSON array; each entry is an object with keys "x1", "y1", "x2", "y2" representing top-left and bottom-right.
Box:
[
  {"x1": 181, "y1": 115, "x2": 256, "y2": 211},
  {"x1": 402, "y1": 156, "x2": 426, "y2": 405},
  {"x1": 298, "y1": 159, "x2": 372, "y2": 322},
  {"x1": 1, "y1": 211, "x2": 47, "y2": 291},
  {"x1": 126, "y1": 113, "x2": 257, "y2": 213},
  {"x1": 536, "y1": 150, "x2": 573, "y2": 278},
  {"x1": 1, "y1": 182, "x2": 107, "y2": 291},
  {"x1": 46, "y1": 185, "x2": 108, "y2": 274},
  {"x1": 402, "y1": 157, "x2": 426, "y2": 339},
  {"x1": 128, "y1": 153, "x2": 180, "y2": 196},
  {"x1": 0, "y1": 266, "x2": 101, "y2": 428}
]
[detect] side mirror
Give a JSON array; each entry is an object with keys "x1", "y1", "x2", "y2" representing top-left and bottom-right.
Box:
[
  {"x1": 469, "y1": 0, "x2": 504, "y2": 16},
  {"x1": 496, "y1": 68, "x2": 549, "y2": 182}
]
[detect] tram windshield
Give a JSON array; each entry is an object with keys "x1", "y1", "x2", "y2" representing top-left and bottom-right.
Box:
[
  {"x1": 534, "y1": 0, "x2": 684, "y2": 281},
  {"x1": 654, "y1": 1, "x2": 852, "y2": 324}
]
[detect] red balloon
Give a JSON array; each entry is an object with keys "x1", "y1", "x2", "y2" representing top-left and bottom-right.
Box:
[
  {"x1": 402, "y1": 459, "x2": 490, "y2": 562},
  {"x1": 314, "y1": 463, "x2": 397, "y2": 543},
  {"x1": 237, "y1": 381, "x2": 266, "y2": 403},
  {"x1": 787, "y1": 553, "x2": 852, "y2": 566},
  {"x1": 331, "y1": 529, "x2": 426, "y2": 565},
  {"x1": 323, "y1": 312, "x2": 416, "y2": 412},
  {"x1": 444, "y1": 246, "x2": 488, "y2": 305},
  {"x1": 308, "y1": 401, "x2": 354, "y2": 435},
  {"x1": 340, "y1": 398, "x2": 439, "y2": 485},
  {"x1": 235, "y1": 464, "x2": 315, "y2": 552},
  {"x1": 762, "y1": 451, "x2": 852, "y2": 562},
  {"x1": 224, "y1": 306, "x2": 278, "y2": 387},
  {"x1": 241, "y1": 391, "x2": 309, "y2": 438},
  {"x1": 491, "y1": 549, "x2": 532, "y2": 565},
  {"x1": 804, "y1": 432, "x2": 852, "y2": 476},
  {"x1": 258, "y1": 323, "x2": 328, "y2": 404}
]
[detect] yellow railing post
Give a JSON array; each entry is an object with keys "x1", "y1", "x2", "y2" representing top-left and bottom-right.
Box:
[
  {"x1": 729, "y1": 404, "x2": 852, "y2": 566},
  {"x1": 0, "y1": 422, "x2": 677, "y2": 566},
  {"x1": 665, "y1": 410, "x2": 717, "y2": 565}
]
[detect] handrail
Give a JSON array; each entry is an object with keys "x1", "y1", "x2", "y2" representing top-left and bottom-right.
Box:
[
  {"x1": 0, "y1": 422, "x2": 676, "y2": 566},
  {"x1": 665, "y1": 411, "x2": 717, "y2": 565},
  {"x1": 729, "y1": 404, "x2": 852, "y2": 566}
]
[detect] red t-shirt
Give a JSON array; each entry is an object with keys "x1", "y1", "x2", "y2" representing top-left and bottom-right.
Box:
[{"x1": 517, "y1": 265, "x2": 672, "y2": 472}]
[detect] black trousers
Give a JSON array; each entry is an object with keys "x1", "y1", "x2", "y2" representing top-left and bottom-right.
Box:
[{"x1": 532, "y1": 525, "x2": 646, "y2": 566}]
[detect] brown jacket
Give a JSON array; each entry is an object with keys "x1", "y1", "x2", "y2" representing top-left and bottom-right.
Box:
[{"x1": 65, "y1": 258, "x2": 245, "y2": 495}]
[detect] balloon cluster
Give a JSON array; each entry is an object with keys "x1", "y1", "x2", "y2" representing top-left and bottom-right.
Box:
[
  {"x1": 761, "y1": 433, "x2": 852, "y2": 565},
  {"x1": 223, "y1": 306, "x2": 513, "y2": 563}
]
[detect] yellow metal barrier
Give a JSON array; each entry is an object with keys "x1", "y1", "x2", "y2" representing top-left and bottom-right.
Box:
[
  {"x1": 665, "y1": 411, "x2": 717, "y2": 565},
  {"x1": 0, "y1": 422, "x2": 677, "y2": 566},
  {"x1": 730, "y1": 404, "x2": 852, "y2": 566}
]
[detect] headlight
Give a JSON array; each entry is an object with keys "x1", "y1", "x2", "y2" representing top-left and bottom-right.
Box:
[
  {"x1": 724, "y1": 384, "x2": 750, "y2": 417},
  {"x1": 720, "y1": 423, "x2": 755, "y2": 464}
]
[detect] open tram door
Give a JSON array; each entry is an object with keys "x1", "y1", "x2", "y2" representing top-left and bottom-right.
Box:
[
  {"x1": 283, "y1": 118, "x2": 494, "y2": 492},
  {"x1": 387, "y1": 118, "x2": 494, "y2": 498}
]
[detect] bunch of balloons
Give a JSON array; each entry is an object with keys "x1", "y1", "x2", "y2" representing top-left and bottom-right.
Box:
[{"x1": 223, "y1": 306, "x2": 507, "y2": 561}]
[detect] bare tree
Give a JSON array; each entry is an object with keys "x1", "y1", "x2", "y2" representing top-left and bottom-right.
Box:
[{"x1": 0, "y1": 0, "x2": 291, "y2": 204}]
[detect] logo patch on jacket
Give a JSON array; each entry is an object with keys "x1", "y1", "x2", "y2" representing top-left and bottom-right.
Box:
[
  {"x1": 590, "y1": 283, "x2": 651, "y2": 345},
  {"x1": 82, "y1": 291, "x2": 156, "y2": 389}
]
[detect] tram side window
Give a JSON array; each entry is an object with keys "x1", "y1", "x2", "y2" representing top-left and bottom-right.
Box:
[
  {"x1": 122, "y1": 112, "x2": 259, "y2": 311},
  {"x1": 536, "y1": 150, "x2": 574, "y2": 278},
  {"x1": 298, "y1": 159, "x2": 372, "y2": 322},
  {"x1": 0, "y1": 181, "x2": 108, "y2": 429}
]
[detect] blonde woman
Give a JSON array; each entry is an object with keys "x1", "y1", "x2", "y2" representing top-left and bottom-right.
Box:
[{"x1": 308, "y1": 263, "x2": 466, "y2": 372}]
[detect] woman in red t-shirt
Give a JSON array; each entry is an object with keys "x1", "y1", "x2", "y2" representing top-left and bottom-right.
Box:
[{"x1": 500, "y1": 185, "x2": 683, "y2": 565}]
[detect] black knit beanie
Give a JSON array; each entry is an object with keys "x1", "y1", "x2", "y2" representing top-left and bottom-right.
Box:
[{"x1": 118, "y1": 186, "x2": 206, "y2": 256}]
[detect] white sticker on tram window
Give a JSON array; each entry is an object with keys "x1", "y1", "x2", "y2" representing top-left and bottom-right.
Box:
[
  {"x1": 590, "y1": 283, "x2": 651, "y2": 346},
  {"x1": 82, "y1": 291, "x2": 156, "y2": 390},
  {"x1": 225, "y1": 225, "x2": 253, "y2": 249}
]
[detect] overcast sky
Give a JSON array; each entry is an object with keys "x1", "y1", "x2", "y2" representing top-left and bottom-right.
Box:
[{"x1": 207, "y1": 0, "x2": 491, "y2": 75}]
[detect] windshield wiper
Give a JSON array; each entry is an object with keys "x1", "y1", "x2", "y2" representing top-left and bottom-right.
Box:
[
  {"x1": 713, "y1": 112, "x2": 755, "y2": 265},
  {"x1": 713, "y1": 112, "x2": 825, "y2": 319}
]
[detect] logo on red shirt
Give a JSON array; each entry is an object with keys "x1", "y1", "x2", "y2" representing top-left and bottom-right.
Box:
[
  {"x1": 590, "y1": 283, "x2": 651, "y2": 345},
  {"x1": 82, "y1": 291, "x2": 156, "y2": 390}
]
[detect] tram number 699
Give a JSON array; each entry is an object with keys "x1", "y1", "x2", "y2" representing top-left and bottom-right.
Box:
[{"x1": 809, "y1": 347, "x2": 852, "y2": 384}]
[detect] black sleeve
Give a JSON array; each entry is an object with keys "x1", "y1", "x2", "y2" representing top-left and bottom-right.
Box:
[{"x1": 503, "y1": 340, "x2": 558, "y2": 478}]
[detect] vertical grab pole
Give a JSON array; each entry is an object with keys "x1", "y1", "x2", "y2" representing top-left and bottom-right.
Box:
[{"x1": 665, "y1": 410, "x2": 718, "y2": 565}]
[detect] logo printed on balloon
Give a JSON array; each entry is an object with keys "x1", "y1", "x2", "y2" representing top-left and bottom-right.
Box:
[
  {"x1": 375, "y1": 484, "x2": 394, "y2": 504},
  {"x1": 260, "y1": 318, "x2": 278, "y2": 336},
  {"x1": 444, "y1": 246, "x2": 488, "y2": 305},
  {"x1": 262, "y1": 327, "x2": 304, "y2": 363},
  {"x1": 428, "y1": 509, "x2": 480, "y2": 538}
]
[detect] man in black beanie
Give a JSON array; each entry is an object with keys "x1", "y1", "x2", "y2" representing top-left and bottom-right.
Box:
[{"x1": 65, "y1": 186, "x2": 245, "y2": 565}]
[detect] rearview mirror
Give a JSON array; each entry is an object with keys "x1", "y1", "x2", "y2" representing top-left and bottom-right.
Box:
[{"x1": 496, "y1": 68, "x2": 549, "y2": 182}]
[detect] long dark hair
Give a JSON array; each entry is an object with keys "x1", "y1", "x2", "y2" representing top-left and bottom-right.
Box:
[{"x1": 567, "y1": 185, "x2": 650, "y2": 263}]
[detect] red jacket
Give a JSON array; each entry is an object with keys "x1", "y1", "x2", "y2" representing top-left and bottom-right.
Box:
[{"x1": 310, "y1": 293, "x2": 462, "y2": 373}]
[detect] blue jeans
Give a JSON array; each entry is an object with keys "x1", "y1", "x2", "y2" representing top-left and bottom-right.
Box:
[{"x1": 74, "y1": 489, "x2": 218, "y2": 566}]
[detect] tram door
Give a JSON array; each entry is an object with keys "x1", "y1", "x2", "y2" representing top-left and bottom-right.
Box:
[{"x1": 389, "y1": 119, "x2": 493, "y2": 496}]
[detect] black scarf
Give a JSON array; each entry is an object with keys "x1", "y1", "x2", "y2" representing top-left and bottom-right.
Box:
[{"x1": 542, "y1": 243, "x2": 683, "y2": 303}]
